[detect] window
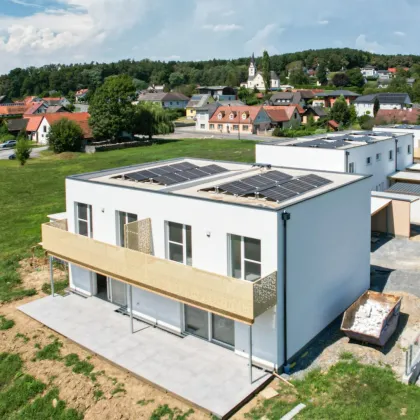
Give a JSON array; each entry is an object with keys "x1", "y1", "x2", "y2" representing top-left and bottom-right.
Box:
[
  {"x1": 233, "y1": 125, "x2": 239, "y2": 131},
  {"x1": 243, "y1": 125, "x2": 249, "y2": 131},
  {"x1": 117, "y1": 211, "x2": 137, "y2": 247},
  {"x1": 76, "y1": 203, "x2": 92, "y2": 237},
  {"x1": 43, "y1": 125, "x2": 47, "y2": 133},
  {"x1": 366, "y1": 157, "x2": 372, "y2": 165},
  {"x1": 169, "y1": 102, "x2": 173, "y2": 105},
  {"x1": 348, "y1": 162, "x2": 355, "y2": 173},
  {"x1": 200, "y1": 124, "x2": 205, "y2": 129},
  {"x1": 167, "y1": 222, "x2": 192, "y2": 266},
  {"x1": 389, "y1": 150, "x2": 394, "y2": 161},
  {"x1": 210, "y1": 124, "x2": 215, "y2": 129},
  {"x1": 229, "y1": 234, "x2": 261, "y2": 281},
  {"x1": 408, "y1": 145, "x2": 412, "y2": 155},
  {"x1": 397, "y1": 147, "x2": 401, "y2": 154},
  {"x1": 217, "y1": 124, "x2": 223, "y2": 130},
  {"x1": 376, "y1": 153, "x2": 381, "y2": 161}
]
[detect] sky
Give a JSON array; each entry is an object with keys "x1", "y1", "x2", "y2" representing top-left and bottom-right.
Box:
[{"x1": 0, "y1": 0, "x2": 420, "y2": 74}]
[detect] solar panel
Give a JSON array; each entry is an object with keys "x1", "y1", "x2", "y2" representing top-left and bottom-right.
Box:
[
  {"x1": 154, "y1": 173, "x2": 189, "y2": 186},
  {"x1": 241, "y1": 176, "x2": 272, "y2": 189},
  {"x1": 124, "y1": 170, "x2": 155, "y2": 181},
  {"x1": 201, "y1": 164, "x2": 229, "y2": 175},
  {"x1": 258, "y1": 187, "x2": 297, "y2": 203},
  {"x1": 148, "y1": 166, "x2": 173, "y2": 176},
  {"x1": 260, "y1": 170, "x2": 293, "y2": 183},
  {"x1": 218, "y1": 181, "x2": 253, "y2": 196},
  {"x1": 299, "y1": 174, "x2": 332, "y2": 187},
  {"x1": 280, "y1": 179, "x2": 316, "y2": 194},
  {"x1": 168, "y1": 162, "x2": 197, "y2": 172}
]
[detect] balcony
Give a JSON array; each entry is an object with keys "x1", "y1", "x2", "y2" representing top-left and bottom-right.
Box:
[{"x1": 41, "y1": 219, "x2": 277, "y2": 324}]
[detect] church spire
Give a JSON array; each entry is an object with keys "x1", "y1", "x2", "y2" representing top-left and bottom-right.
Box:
[{"x1": 250, "y1": 52, "x2": 255, "y2": 65}]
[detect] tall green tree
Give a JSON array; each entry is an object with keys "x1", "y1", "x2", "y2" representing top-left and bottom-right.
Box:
[
  {"x1": 349, "y1": 104, "x2": 358, "y2": 124},
  {"x1": 332, "y1": 73, "x2": 350, "y2": 87},
  {"x1": 89, "y1": 74, "x2": 136, "y2": 140},
  {"x1": 262, "y1": 50, "x2": 271, "y2": 93},
  {"x1": 288, "y1": 69, "x2": 310, "y2": 86},
  {"x1": 133, "y1": 103, "x2": 174, "y2": 139},
  {"x1": 316, "y1": 62, "x2": 328, "y2": 85},
  {"x1": 346, "y1": 68, "x2": 365, "y2": 87},
  {"x1": 14, "y1": 137, "x2": 32, "y2": 166},
  {"x1": 330, "y1": 95, "x2": 351, "y2": 126},
  {"x1": 373, "y1": 97, "x2": 380, "y2": 116},
  {"x1": 47, "y1": 119, "x2": 84, "y2": 153}
]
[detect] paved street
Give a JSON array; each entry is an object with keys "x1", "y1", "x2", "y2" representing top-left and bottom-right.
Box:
[{"x1": 0, "y1": 145, "x2": 48, "y2": 160}]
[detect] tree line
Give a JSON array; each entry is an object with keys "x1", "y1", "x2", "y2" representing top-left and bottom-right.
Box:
[{"x1": 2, "y1": 48, "x2": 420, "y2": 99}]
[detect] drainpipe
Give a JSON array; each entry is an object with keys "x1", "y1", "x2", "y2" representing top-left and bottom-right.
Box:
[
  {"x1": 282, "y1": 211, "x2": 291, "y2": 373},
  {"x1": 49, "y1": 256, "x2": 55, "y2": 297},
  {"x1": 345, "y1": 151, "x2": 350, "y2": 172},
  {"x1": 395, "y1": 137, "x2": 399, "y2": 173}
]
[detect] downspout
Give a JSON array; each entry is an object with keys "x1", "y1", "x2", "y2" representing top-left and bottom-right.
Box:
[
  {"x1": 345, "y1": 151, "x2": 350, "y2": 172},
  {"x1": 395, "y1": 137, "x2": 399, "y2": 173},
  {"x1": 282, "y1": 210, "x2": 291, "y2": 373}
]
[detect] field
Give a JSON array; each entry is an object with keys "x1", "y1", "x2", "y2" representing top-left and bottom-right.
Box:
[{"x1": 1, "y1": 138, "x2": 420, "y2": 419}]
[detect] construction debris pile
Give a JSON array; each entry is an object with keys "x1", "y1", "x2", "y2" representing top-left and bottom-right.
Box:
[{"x1": 351, "y1": 299, "x2": 391, "y2": 337}]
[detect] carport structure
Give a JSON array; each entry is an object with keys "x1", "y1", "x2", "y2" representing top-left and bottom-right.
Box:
[{"x1": 371, "y1": 192, "x2": 416, "y2": 238}]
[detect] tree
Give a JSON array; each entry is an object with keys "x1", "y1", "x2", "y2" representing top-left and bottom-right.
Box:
[
  {"x1": 262, "y1": 50, "x2": 271, "y2": 93},
  {"x1": 168, "y1": 72, "x2": 185, "y2": 87},
  {"x1": 373, "y1": 97, "x2": 380, "y2": 117},
  {"x1": 47, "y1": 119, "x2": 84, "y2": 153},
  {"x1": 349, "y1": 104, "x2": 358, "y2": 124},
  {"x1": 316, "y1": 62, "x2": 328, "y2": 85},
  {"x1": 332, "y1": 73, "x2": 350, "y2": 87},
  {"x1": 288, "y1": 69, "x2": 310, "y2": 86},
  {"x1": 89, "y1": 74, "x2": 136, "y2": 140},
  {"x1": 346, "y1": 68, "x2": 365, "y2": 88},
  {"x1": 133, "y1": 102, "x2": 174, "y2": 139},
  {"x1": 14, "y1": 137, "x2": 32, "y2": 166},
  {"x1": 330, "y1": 95, "x2": 351, "y2": 126}
]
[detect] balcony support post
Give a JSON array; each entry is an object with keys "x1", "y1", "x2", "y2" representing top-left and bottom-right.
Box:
[
  {"x1": 129, "y1": 285, "x2": 134, "y2": 334},
  {"x1": 249, "y1": 324, "x2": 253, "y2": 384},
  {"x1": 49, "y1": 256, "x2": 55, "y2": 297}
]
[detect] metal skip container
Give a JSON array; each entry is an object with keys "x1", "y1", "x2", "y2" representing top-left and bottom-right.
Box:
[{"x1": 341, "y1": 290, "x2": 402, "y2": 347}]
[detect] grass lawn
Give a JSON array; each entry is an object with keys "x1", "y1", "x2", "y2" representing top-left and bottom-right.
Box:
[
  {"x1": 0, "y1": 138, "x2": 255, "y2": 301},
  {"x1": 246, "y1": 354, "x2": 420, "y2": 420}
]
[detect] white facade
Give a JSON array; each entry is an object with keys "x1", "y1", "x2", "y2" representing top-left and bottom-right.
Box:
[
  {"x1": 63, "y1": 158, "x2": 370, "y2": 369},
  {"x1": 256, "y1": 132, "x2": 414, "y2": 192},
  {"x1": 242, "y1": 55, "x2": 280, "y2": 91},
  {"x1": 355, "y1": 102, "x2": 407, "y2": 117},
  {"x1": 361, "y1": 67, "x2": 378, "y2": 78},
  {"x1": 374, "y1": 126, "x2": 420, "y2": 148},
  {"x1": 37, "y1": 118, "x2": 51, "y2": 145}
]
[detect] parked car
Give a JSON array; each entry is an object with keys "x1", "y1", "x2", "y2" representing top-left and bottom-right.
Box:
[
  {"x1": 0, "y1": 140, "x2": 16, "y2": 149},
  {"x1": 8, "y1": 153, "x2": 16, "y2": 160}
]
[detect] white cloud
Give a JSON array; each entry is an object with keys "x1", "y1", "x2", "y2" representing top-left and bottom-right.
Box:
[
  {"x1": 222, "y1": 10, "x2": 235, "y2": 17},
  {"x1": 394, "y1": 31, "x2": 406, "y2": 36},
  {"x1": 318, "y1": 20, "x2": 329, "y2": 25},
  {"x1": 245, "y1": 23, "x2": 284, "y2": 55},
  {"x1": 203, "y1": 23, "x2": 242, "y2": 32},
  {"x1": 10, "y1": 0, "x2": 42, "y2": 8},
  {"x1": 355, "y1": 34, "x2": 383, "y2": 53}
]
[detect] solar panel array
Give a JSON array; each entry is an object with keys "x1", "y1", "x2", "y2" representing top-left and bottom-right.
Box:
[
  {"x1": 207, "y1": 170, "x2": 332, "y2": 204},
  {"x1": 118, "y1": 162, "x2": 228, "y2": 186}
]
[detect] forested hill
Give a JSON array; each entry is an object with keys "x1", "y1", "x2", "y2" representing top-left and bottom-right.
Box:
[{"x1": 1, "y1": 48, "x2": 420, "y2": 99}]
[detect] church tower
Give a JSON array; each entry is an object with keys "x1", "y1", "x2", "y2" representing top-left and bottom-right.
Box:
[{"x1": 249, "y1": 53, "x2": 256, "y2": 78}]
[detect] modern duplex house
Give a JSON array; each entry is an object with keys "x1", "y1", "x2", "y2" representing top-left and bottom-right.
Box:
[
  {"x1": 354, "y1": 93, "x2": 412, "y2": 117},
  {"x1": 41, "y1": 158, "x2": 370, "y2": 375},
  {"x1": 257, "y1": 131, "x2": 413, "y2": 192}
]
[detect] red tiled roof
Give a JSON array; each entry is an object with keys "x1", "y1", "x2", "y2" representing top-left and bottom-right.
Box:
[
  {"x1": 23, "y1": 96, "x2": 39, "y2": 104},
  {"x1": 43, "y1": 112, "x2": 92, "y2": 138},
  {"x1": 263, "y1": 105, "x2": 301, "y2": 122},
  {"x1": 25, "y1": 115, "x2": 43, "y2": 132},
  {"x1": 328, "y1": 120, "x2": 339, "y2": 129},
  {"x1": 375, "y1": 109, "x2": 420, "y2": 124},
  {"x1": 209, "y1": 106, "x2": 262, "y2": 124},
  {"x1": 24, "y1": 102, "x2": 44, "y2": 115},
  {"x1": 0, "y1": 104, "x2": 27, "y2": 116},
  {"x1": 43, "y1": 97, "x2": 64, "y2": 101},
  {"x1": 388, "y1": 67, "x2": 409, "y2": 73},
  {"x1": 76, "y1": 89, "x2": 88, "y2": 96},
  {"x1": 290, "y1": 103, "x2": 305, "y2": 114}
]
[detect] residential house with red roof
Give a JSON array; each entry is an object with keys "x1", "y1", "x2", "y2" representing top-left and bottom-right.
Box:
[
  {"x1": 75, "y1": 89, "x2": 89, "y2": 103},
  {"x1": 43, "y1": 97, "x2": 71, "y2": 107},
  {"x1": 0, "y1": 103, "x2": 28, "y2": 119},
  {"x1": 25, "y1": 102, "x2": 49, "y2": 115},
  {"x1": 375, "y1": 109, "x2": 420, "y2": 125},
  {"x1": 36, "y1": 113, "x2": 92, "y2": 145},
  {"x1": 263, "y1": 105, "x2": 302, "y2": 129},
  {"x1": 208, "y1": 106, "x2": 270, "y2": 134}
]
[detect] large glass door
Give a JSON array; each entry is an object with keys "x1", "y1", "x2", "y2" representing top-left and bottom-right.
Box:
[
  {"x1": 184, "y1": 305, "x2": 209, "y2": 339},
  {"x1": 212, "y1": 314, "x2": 235, "y2": 347},
  {"x1": 109, "y1": 278, "x2": 127, "y2": 306},
  {"x1": 184, "y1": 305, "x2": 234, "y2": 348}
]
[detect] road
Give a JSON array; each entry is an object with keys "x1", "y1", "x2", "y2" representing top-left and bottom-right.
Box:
[{"x1": 0, "y1": 146, "x2": 48, "y2": 160}]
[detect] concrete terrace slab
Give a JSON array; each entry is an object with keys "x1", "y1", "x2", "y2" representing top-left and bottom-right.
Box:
[{"x1": 19, "y1": 294, "x2": 271, "y2": 418}]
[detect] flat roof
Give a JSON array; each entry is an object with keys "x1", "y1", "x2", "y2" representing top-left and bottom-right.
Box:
[
  {"x1": 258, "y1": 131, "x2": 405, "y2": 150},
  {"x1": 372, "y1": 191, "x2": 419, "y2": 202},
  {"x1": 389, "y1": 171, "x2": 420, "y2": 182},
  {"x1": 371, "y1": 197, "x2": 391, "y2": 216},
  {"x1": 69, "y1": 158, "x2": 368, "y2": 211},
  {"x1": 407, "y1": 163, "x2": 420, "y2": 172},
  {"x1": 375, "y1": 124, "x2": 420, "y2": 131}
]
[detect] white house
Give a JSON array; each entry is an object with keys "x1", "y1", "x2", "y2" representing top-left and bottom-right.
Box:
[
  {"x1": 241, "y1": 54, "x2": 280, "y2": 91},
  {"x1": 354, "y1": 93, "x2": 412, "y2": 117},
  {"x1": 137, "y1": 92, "x2": 190, "y2": 109},
  {"x1": 360, "y1": 65, "x2": 378, "y2": 78},
  {"x1": 256, "y1": 131, "x2": 414, "y2": 192},
  {"x1": 195, "y1": 102, "x2": 220, "y2": 131},
  {"x1": 374, "y1": 125, "x2": 420, "y2": 151},
  {"x1": 40, "y1": 158, "x2": 370, "y2": 375}
]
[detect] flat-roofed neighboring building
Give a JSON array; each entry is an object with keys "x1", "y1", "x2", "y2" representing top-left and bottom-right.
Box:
[
  {"x1": 256, "y1": 131, "x2": 414, "y2": 192},
  {"x1": 40, "y1": 158, "x2": 370, "y2": 375}
]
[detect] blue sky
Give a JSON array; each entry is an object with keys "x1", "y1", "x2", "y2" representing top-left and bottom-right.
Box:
[{"x1": 0, "y1": 0, "x2": 419, "y2": 74}]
